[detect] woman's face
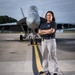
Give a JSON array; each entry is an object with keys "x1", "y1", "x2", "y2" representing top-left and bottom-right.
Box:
[{"x1": 46, "y1": 12, "x2": 53, "y2": 22}]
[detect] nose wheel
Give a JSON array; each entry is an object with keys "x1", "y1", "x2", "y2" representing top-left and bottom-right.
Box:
[{"x1": 20, "y1": 35, "x2": 23, "y2": 41}]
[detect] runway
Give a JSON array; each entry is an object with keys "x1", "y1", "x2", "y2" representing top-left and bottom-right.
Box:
[{"x1": 0, "y1": 33, "x2": 75, "y2": 75}]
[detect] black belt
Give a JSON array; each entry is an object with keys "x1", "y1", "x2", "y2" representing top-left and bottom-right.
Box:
[{"x1": 42, "y1": 37, "x2": 55, "y2": 41}]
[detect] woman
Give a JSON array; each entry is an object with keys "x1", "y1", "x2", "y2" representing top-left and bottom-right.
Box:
[{"x1": 38, "y1": 11, "x2": 58, "y2": 75}]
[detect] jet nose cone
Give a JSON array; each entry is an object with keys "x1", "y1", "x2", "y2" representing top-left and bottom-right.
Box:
[
  {"x1": 26, "y1": 17, "x2": 40, "y2": 30},
  {"x1": 27, "y1": 17, "x2": 36, "y2": 24},
  {"x1": 26, "y1": 13, "x2": 40, "y2": 30}
]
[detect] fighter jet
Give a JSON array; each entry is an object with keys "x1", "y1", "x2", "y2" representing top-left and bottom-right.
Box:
[{"x1": 0, "y1": 5, "x2": 46, "y2": 42}]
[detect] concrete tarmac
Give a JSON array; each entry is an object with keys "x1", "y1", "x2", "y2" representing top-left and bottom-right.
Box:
[{"x1": 0, "y1": 33, "x2": 75, "y2": 75}]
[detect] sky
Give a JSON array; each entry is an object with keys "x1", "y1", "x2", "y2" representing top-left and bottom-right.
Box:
[{"x1": 0, "y1": 0, "x2": 75, "y2": 23}]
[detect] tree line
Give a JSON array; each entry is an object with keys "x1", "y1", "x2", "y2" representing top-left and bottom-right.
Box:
[{"x1": 0, "y1": 15, "x2": 17, "y2": 24}]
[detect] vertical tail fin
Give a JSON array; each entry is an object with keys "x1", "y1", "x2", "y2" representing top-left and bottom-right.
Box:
[{"x1": 20, "y1": 7, "x2": 25, "y2": 18}]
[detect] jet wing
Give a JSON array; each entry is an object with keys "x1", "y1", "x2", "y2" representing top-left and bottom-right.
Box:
[
  {"x1": 0, "y1": 17, "x2": 46, "y2": 26},
  {"x1": 17, "y1": 17, "x2": 27, "y2": 25},
  {"x1": 40, "y1": 17, "x2": 46, "y2": 24},
  {"x1": 0, "y1": 22, "x2": 17, "y2": 26}
]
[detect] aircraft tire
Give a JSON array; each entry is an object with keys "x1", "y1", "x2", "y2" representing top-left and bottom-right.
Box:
[{"x1": 20, "y1": 35, "x2": 23, "y2": 41}]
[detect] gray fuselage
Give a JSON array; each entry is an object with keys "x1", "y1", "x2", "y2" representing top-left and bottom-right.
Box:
[{"x1": 26, "y1": 5, "x2": 40, "y2": 30}]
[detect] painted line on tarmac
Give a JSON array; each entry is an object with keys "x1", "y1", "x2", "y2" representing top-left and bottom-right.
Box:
[{"x1": 32, "y1": 45, "x2": 46, "y2": 75}]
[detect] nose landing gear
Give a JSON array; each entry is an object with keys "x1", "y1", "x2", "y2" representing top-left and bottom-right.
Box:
[{"x1": 20, "y1": 35, "x2": 23, "y2": 41}]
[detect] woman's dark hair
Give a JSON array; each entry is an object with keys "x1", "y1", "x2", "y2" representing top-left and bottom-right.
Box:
[{"x1": 45, "y1": 11, "x2": 55, "y2": 21}]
